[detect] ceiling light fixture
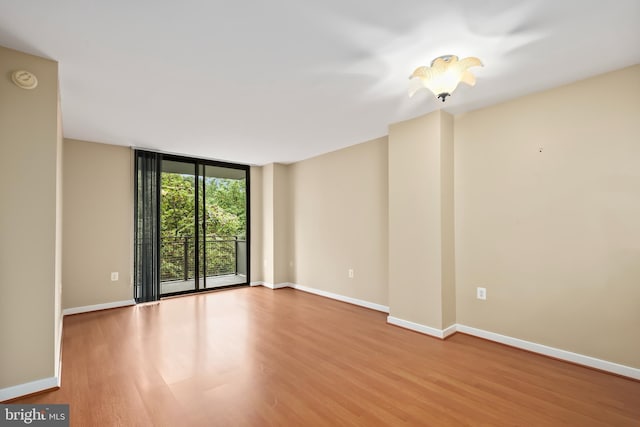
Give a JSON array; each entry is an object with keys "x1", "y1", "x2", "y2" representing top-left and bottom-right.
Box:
[{"x1": 409, "y1": 55, "x2": 483, "y2": 102}]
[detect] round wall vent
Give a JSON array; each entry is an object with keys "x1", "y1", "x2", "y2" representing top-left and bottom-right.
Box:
[{"x1": 11, "y1": 70, "x2": 38, "y2": 90}]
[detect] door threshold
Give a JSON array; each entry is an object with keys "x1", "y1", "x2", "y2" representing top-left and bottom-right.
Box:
[{"x1": 160, "y1": 283, "x2": 249, "y2": 299}]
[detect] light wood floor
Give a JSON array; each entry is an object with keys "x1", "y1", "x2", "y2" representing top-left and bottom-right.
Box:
[{"x1": 15, "y1": 287, "x2": 640, "y2": 426}]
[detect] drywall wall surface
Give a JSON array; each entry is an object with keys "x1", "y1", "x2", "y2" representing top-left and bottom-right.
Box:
[
  {"x1": 0, "y1": 45, "x2": 60, "y2": 388},
  {"x1": 289, "y1": 137, "x2": 389, "y2": 305},
  {"x1": 454, "y1": 65, "x2": 640, "y2": 367},
  {"x1": 61, "y1": 139, "x2": 133, "y2": 309},
  {"x1": 250, "y1": 166, "x2": 263, "y2": 282},
  {"x1": 388, "y1": 111, "x2": 446, "y2": 328}
]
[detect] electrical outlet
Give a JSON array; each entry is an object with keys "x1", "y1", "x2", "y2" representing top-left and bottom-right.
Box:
[
  {"x1": 476, "y1": 287, "x2": 486, "y2": 300},
  {"x1": 348, "y1": 269, "x2": 354, "y2": 279},
  {"x1": 111, "y1": 272, "x2": 119, "y2": 281}
]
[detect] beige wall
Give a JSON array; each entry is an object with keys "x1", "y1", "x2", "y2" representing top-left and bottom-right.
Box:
[
  {"x1": 54, "y1": 93, "x2": 64, "y2": 375},
  {"x1": 0, "y1": 46, "x2": 62, "y2": 389},
  {"x1": 249, "y1": 166, "x2": 263, "y2": 282},
  {"x1": 454, "y1": 65, "x2": 640, "y2": 368},
  {"x1": 388, "y1": 111, "x2": 455, "y2": 329},
  {"x1": 289, "y1": 137, "x2": 389, "y2": 305},
  {"x1": 273, "y1": 163, "x2": 291, "y2": 284},
  {"x1": 260, "y1": 163, "x2": 292, "y2": 285},
  {"x1": 440, "y1": 112, "x2": 456, "y2": 327},
  {"x1": 62, "y1": 139, "x2": 133, "y2": 309},
  {"x1": 262, "y1": 164, "x2": 275, "y2": 284}
]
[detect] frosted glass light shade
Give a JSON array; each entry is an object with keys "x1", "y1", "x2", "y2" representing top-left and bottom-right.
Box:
[{"x1": 409, "y1": 55, "x2": 482, "y2": 102}]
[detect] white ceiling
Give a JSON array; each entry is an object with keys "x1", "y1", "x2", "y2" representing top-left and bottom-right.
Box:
[{"x1": 1, "y1": 1, "x2": 639, "y2": 165}]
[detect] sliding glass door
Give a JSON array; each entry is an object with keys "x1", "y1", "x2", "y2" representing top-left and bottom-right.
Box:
[
  {"x1": 198, "y1": 164, "x2": 248, "y2": 291},
  {"x1": 135, "y1": 150, "x2": 249, "y2": 301}
]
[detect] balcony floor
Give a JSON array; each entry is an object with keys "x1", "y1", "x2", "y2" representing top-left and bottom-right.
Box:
[{"x1": 160, "y1": 274, "x2": 246, "y2": 294}]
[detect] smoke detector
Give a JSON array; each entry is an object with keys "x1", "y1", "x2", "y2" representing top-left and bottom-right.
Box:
[{"x1": 11, "y1": 70, "x2": 38, "y2": 90}]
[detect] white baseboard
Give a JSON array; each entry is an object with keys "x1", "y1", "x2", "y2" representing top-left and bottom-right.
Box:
[
  {"x1": 254, "y1": 282, "x2": 292, "y2": 289},
  {"x1": 250, "y1": 284, "x2": 640, "y2": 380},
  {"x1": 387, "y1": 316, "x2": 455, "y2": 339},
  {"x1": 253, "y1": 281, "x2": 291, "y2": 290},
  {"x1": 62, "y1": 299, "x2": 136, "y2": 316},
  {"x1": 289, "y1": 283, "x2": 390, "y2": 313},
  {"x1": 442, "y1": 323, "x2": 457, "y2": 338},
  {"x1": 56, "y1": 314, "x2": 63, "y2": 384},
  {"x1": 456, "y1": 324, "x2": 640, "y2": 380},
  {"x1": 0, "y1": 376, "x2": 59, "y2": 402},
  {"x1": 384, "y1": 319, "x2": 639, "y2": 379},
  {"x1": 252, "y1": 280, "x2": 389, "y2": 313}
]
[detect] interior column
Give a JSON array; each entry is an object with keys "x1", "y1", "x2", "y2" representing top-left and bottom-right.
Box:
[{"x1": 387, "y1": 110, "x2": 455, "y2": 335}]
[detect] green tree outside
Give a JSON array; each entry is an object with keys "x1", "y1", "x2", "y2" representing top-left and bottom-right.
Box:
[{"x1": 160, "y1": 173, "x2": 246, "y2": 281}]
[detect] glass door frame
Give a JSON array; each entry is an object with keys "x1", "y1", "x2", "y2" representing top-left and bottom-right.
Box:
[{"x1": 158, "y1": 152, "x2": 250, "y2": 297}]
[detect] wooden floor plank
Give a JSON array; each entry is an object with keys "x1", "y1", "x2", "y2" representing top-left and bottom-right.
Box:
[{"x1": 12, "y1": 287, "x2": 640, "y2": 426}]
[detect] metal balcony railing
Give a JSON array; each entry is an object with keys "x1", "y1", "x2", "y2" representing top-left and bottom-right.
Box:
[{"x1": 160, "y1": 235, "x2": 245, "y2": 282}]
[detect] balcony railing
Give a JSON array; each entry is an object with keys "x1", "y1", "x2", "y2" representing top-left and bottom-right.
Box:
[{"x1": 160, "y1": 235, "x2": 246, "y2": 282}]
